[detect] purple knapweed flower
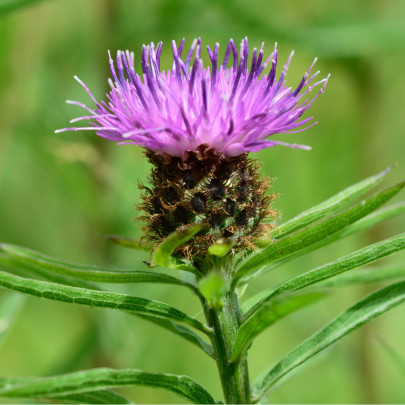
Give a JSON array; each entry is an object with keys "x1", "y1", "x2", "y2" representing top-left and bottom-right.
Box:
[{"x1": 57, "y1": 37, "x2": 329, "y2": 158}]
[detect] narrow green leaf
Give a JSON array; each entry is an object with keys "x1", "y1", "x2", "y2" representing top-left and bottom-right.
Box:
[
  {"x1": 0, "y1": 368, "x2": 216, "y2": 404},
  {"x1": 105, "y1": 234, "x2": 153, "y2": 251},
  {"x1": 249, "y1": 201, "x2": 405, "y2": 282},
  {"x1": 0, "y1": 253, "x2": 97, "y2": 290},
  {"x1": 48, "y1": 390, "x2": 133, "y2": 404},
  {"x1": 232, "y1": 291, "x2": 325, "y2": 363},
  {"x1": 234, "y1": 181, "x2": 405, "y2": 287},
  {"x1": 0, "y1": 375, "x2": 132, "y2": 404},
  {"x1": 1, "y1": 259, "x2": 211, "y2": 358},
  {"x1": 274, "y1": 234, "x2": 405, "y2": 295},
  {"x1": 0, "y1": 271, "x2": 211, "y2": 335},
  {"x1": 291, "y1": 200, "x2": 405, "y2": 265},
  {"x1": 0, "y1": 292, "x2": 25, "y2": 347},
  {"x1": 337, "y1": 201, "x2": 405, "y2": 240},
  {"x1": 0, "y1": 244, "x2": 193, "y2": 289},
  {"x1": 314, "y1": 265, "x2": 405, "y2": 289},
  {"x1": 274, "y1": 167, "x2": 392, "y2": 239},
  {"x1": 245, "y1": 233, "x2": 405, "y2": 318},
  {"x1": 135, "y1": 314, "x2": 214, "y2": 357},
  {"x1": 152, "y1": 223, "x2": 205, "y2": 275},
  {"x1": 253, "y1": 281, "x2": 405, "y2": 400}
]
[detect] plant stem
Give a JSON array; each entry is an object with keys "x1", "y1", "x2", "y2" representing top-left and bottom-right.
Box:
[{"x1": 204, "y1": 291, "x2": 251, "y2": 404}]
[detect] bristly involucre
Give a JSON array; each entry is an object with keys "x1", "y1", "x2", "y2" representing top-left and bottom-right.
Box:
[
  {"x1": 139, "y1": 145, "x2": 277, "y2": 259},
  {"x1": 57, "y1": 37, "x2": 329, "y2": 158}
]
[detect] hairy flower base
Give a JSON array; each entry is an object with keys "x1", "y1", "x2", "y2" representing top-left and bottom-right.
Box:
[{"x1": 139, "y1": 145, "x2": 276, "y2": 259}]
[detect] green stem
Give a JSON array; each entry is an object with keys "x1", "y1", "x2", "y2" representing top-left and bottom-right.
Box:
[{"x1": 204, "y1": 292, "x2": 251, "y2": 404}]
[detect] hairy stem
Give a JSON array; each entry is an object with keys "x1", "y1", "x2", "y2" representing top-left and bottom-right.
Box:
[{"x1": 204, "y1": 291, "x2": 251, "y2": 404}]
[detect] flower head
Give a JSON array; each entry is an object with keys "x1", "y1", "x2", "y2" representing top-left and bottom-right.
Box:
[
  {"x1": 57, "y1": 38, "x2": 329, "y2": 260},
  {"x1": 57, "y1": 37, "x2": 328, "y2": 158}
]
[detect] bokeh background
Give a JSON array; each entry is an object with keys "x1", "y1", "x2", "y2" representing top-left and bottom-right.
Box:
[{"x1": 0, "y1": 0, "x2": 404, "y2": 403}]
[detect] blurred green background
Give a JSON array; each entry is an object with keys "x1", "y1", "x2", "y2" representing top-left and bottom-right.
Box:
[{"x1": 0, "y1": 0, "x2": 404, "y2": 403}]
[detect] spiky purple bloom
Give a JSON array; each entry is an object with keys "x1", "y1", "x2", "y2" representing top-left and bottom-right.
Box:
[{"x1": 57, "y1": 38, "x2": 328, "y2": 158}]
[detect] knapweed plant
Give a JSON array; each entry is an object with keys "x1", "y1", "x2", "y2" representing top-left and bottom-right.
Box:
[{"x1": 0, "y1": 38, "x2": 404, "y2": 404}]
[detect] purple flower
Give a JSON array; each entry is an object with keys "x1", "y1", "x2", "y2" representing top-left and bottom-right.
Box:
[{"x1": 57, "y1": 38, "x2": 329, "y2": 158}]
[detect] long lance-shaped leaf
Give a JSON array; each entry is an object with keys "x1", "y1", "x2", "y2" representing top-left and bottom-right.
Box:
[
  {"x1": 245, "y1": 233, "x2": 405, "y2": 322},
  {"x1": 43, "y1": 390, "x2": 133, "y2": 404},
  {"x1": 314, "y1": 265, "x2": 405, "y2": 288},
  {"x1": 234, "y1": 181, "x2": 405, "y2": 288},
  {"x1": 274, "y1": 166, "x2": 392, "y2": 239},
  {"x1": 294, "y1": 200, "x2": 405, "y2": 264},
  {"x1": 0, "y1": 368, "x2": 216, "y2": 404},
  {"x1": 336, "y1": 201, "x2": 405, "y2": 240},
  {"x1": 0, "y1": 244, "x2": 194, "y2": 289},
  {"x1": 232, "y1": 291, "x2": 325, "y2": 364},
  {"x1": 253, "y1": 280, "x2": 405, "y2": 401},
  {"x1": 152, "y1": 223, "x2": 205, "y2": 275},
  {"x1": 0, "y1": 271, "x2": 211, "y2": 335},
  {"x1": 0, "y1": 253, "x2": 97, "y2": 290},
  {"x1": 0, "y1": 376, "x2": 132, "y2": 404},
  {"x1": 243, "y1": 201, "x2": 405, "y2": 286},
  {"x1": 0, "y1": 252, "x2": 213, "y2": 356},
  {"x1": 0, "y1": 257, "x2": 213, "y2": 357},
  {"x1": 135, "y1": 314, "x2": 214, "y2": 357},
  {"x1": 242, "y1": 242, "x2": 405, "y2": 316}
]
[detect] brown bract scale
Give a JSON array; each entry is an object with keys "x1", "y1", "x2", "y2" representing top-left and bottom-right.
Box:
[{"x1": 138, "y1": 144, "x2": 277, "y2": 260}]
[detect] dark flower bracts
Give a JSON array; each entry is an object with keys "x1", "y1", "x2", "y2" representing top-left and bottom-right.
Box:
[
  {"x1": 140, "y1": 145, "x2": 275, "y2": 258},
  {"x1": 58, "y1": 38, "x2": 328, "y2": 258}
]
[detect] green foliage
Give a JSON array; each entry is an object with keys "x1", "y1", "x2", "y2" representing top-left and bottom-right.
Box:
[
  {"x1": 55, "y1": 390, "x2": 133, "y2": 404},
  {"x1": 234, "y1": 181, "x2": 405, "y2": 287},
  {"x1": 336, "y1": 201, "x2": 405, "y2": 239},
  {"x1": 232, "y1": 291, "x2": 325, "y2": 364},
  {"x1": 274, "y1": 166, "x2": 392, "y2": 239},
  {"x1": 0, "y1": 368, "x2": 216, "y2": 404},
  {"x1": 0, "y1": 243, "x2": 193, "y2": 288},
  {"x1": 0, "y1": 271, "x2": 210, "y2": 334},
  {"x1": 253, "y1": 281, "x2": 405, "y2": 401},
  {"x1": 135, "y1": 315, "x2": 214, "y2": 358},
  {"x1": 243, "y1": 233, "x2": 404, "y2": 318},
  {"x1": 56, "y1": 390, "x2": 133, "y2": 404},
  {"x1": 1, "y1": 0, "x2": 405, "y2": 401},
  {"x1": 0, "y1": 170, "x2": 404, "y2": 403},
  {"x1": 0, "y1": 167, "x2": 405, "y2": 403},
  {"x1": 0, "y1": 251, "x2": 98, "y2": 289},
  {"x1": 314, "y1": 264, "x2": 405, "y2": 288}
]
